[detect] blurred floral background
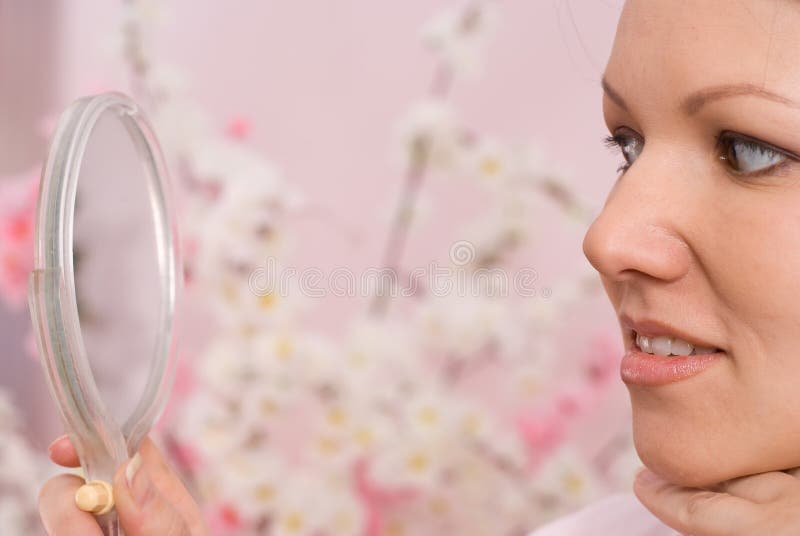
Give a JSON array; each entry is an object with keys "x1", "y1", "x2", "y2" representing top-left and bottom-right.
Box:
[{"x1": 0, "y1": 1, "x2": 638, "y2": 534}]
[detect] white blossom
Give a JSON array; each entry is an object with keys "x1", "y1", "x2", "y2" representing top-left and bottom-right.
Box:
[
  {"x1": 459, "y1": 136, "x2": 515, "y2": 185},
  {"x1": 421, "y1": 1, "x2": 499, "y2": 78},
  {"x1": 150, "y1": 98, "x2": 213, "y2": 156},
  {"x1": 371, "y1": 430, "x2": 448, "y2": 490},
  {"x1": 394, "y1": 99, "x2": 465, "y2": 173},
  {"x1": 414, "y1": 292, "x2": 523, "y2": 359},
  {"x1": 530, "y1": 444, "x2": 602, "y2": 513},
  {"x1": 125, "y1": 2, "x2": 641, "y2": 533}
]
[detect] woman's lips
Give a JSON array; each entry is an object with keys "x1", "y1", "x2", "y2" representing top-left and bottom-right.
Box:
[{"x1": 620, "y1": 346, "x2": 727, "y2": 386}]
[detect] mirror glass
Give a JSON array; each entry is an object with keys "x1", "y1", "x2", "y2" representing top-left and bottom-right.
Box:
[{"x1": 72, "y1": 108, "x2": 161, "y2": 426}]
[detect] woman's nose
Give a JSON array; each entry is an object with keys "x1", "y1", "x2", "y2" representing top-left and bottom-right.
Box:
[{"x1": 582, "y1": 176, "x2": 691, "y2": 284}]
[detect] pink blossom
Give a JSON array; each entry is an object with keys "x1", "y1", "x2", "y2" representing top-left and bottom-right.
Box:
[
  {"x1": 516, "y1": 407, "x2": 567, "y2": 465},
  {"x1": 352, "y1": 457, "x2": 418, "y2": 536},
  {"x1": 554, "y1": 383, "x2": 598, "y2": 418},
  {"x1": 584, "y1": 331, "x2": 622, "y2": 389},
  {"x1": 225, "y1": 116, "x2": 252, "y2": 140},
  {"x1": 204, "y1": 502, "x2": 244, "y2": 535},
  {"x1": 0, "y1": 169, "x2": 39, "y2": 309},
  {"x1": 517, "y1": 333, "x2": 623, "y2": 472}
]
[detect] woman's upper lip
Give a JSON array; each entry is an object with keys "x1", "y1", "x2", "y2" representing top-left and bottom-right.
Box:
[{"x1": 619, "y1": 312, "x2": 724, "y2": 351}]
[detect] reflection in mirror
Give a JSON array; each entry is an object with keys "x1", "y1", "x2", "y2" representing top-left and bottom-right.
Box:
[{"x1": 73, "y1": 108, "x2": 161, "y2": 426}]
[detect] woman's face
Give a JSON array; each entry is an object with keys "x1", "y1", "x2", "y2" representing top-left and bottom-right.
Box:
[{"x1": 583, "y1": 0, "x2": 800, "y2": 488}]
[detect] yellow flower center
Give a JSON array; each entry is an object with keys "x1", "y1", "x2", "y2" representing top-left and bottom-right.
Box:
[
  {"x1": 255, "y1": 484, "x2": 275, "y2": 503},
  {"x1": 283, "y1": 512, "x2": 304, "y2": 532},
  {"x1": 417, "y1": 406, "x2": 439, "y2": 425},
  {"x1": 480, "y1": 156, "x2": 502, "y2": 176},
  {"x1": 275, "y1": 336, "x2": 293, "y2": 360},
  {"x1": 407, "y1": 452, "x2": 429, "y2": 473},
  {"x1": 327, "y1": 407, "x2": 348, "y2": 427},
  {"x1": 258, "y1": 292, "x2": 276, "y2": 309},
  {"x1": 562, "y1": 471, "x2": 585, "y2": 494}
]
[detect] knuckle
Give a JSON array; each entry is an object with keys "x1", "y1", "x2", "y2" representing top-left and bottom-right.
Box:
[
  {"x1": 139, "y1": 482, "x2": 161, "y2": 512},
  {"x1": 144, "y1": 498, "x2": 189, "y2": 535},
  {"x1": 142, "y1": 510, "x2": 189, "y2": 536},
  {"x1": 681, "y1": 490, "x2": 721, "y2": 524}
]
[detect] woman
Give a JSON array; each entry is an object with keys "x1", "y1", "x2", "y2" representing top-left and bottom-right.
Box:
[
  {"x1": 37, "y1": 0, "x2": 800, "y2": 534},
  {"x1": 536, "y1": 0, "x2": 800, "y2": 533}
]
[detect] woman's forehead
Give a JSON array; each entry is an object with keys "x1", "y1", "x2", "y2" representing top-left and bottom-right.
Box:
[{"x1": 606, "y1": 0, "x2": 800, "y2": 106}]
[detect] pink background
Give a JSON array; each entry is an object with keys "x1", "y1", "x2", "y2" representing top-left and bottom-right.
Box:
[{"x1": 0, "y1": 0, "x2": 626, "y2": 450}]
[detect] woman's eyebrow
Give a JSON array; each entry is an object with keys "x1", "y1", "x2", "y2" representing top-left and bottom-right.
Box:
[{"x1": 601, "y1": 76, "x2": 800, "y2": 116}]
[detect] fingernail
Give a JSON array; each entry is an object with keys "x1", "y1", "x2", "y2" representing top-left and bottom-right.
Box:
[
  {"x1": 125, "y1": 453, "x2": 151, "y2": 506},
  {"x1": 47, "y1": 434, "x2": 69, "y2": 455},
  {"x1": 126, "y1": 453, "x2": 142, "y2": 487}
]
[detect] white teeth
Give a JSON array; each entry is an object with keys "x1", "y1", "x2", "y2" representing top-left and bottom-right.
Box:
[
  {"x1": 649, "y1": 336, "x2": 672, "y2": 355},
  {"x1": 634, "y1": 332, "x2": 719, "y2": 357},
  {"x1": 669, "y1": 338, "x2": 693, "y2": 356},
  {"x1": 636, "y1": 333, "x2": 651, "y2": 353}
]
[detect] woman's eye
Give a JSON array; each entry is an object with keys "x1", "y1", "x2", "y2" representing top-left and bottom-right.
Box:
[
  {"x1": 602, "y1": 130, "x2": 796, "y2": 179},
  {"x1": 716, "y1": 133, "x2": 789, "y2": 176},
  {"x1": 603, "y1": 131, "x2": 644, "y2": 174}
]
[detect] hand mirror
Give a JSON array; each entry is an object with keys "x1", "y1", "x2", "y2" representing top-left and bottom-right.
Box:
[{"x1": 28, "y1": 92, "x2": 180, "y2": 535}]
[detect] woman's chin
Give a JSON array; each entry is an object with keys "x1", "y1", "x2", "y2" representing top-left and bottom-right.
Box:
[
  {"x1": 631, "y1": 424, "x2": 739, "y2": 489},
  {"x1": 627, "y1": 382, "x2": 751, "y2": 489},
  {"x1": 634, "y1": 448, "x2": 721, "y2": 489}
]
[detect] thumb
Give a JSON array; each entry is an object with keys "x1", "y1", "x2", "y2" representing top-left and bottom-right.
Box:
[{"x1": 112, "y1": 453, "x2": 190, "y2": 536}]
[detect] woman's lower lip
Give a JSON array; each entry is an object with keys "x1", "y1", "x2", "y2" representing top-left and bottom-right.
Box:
[{"x1": 620, "y1": 346, "x2": 726, "y2": 386}]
